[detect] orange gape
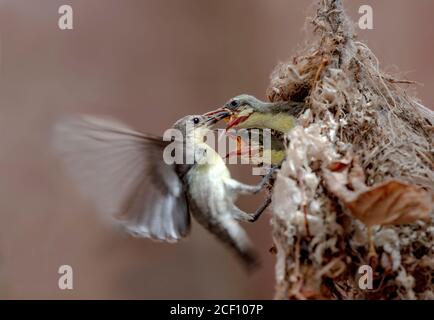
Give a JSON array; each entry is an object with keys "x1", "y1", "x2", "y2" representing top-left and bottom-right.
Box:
[
  {"x1": 226, "y1": 115, "x2": 250, "y2": 130},
  {"x1": 225, "y1": 135, "x2": 262, "y2": 161},
  {"x1": 203, "y1": 108, "x2": 251, "y2": 129},
  {"x1": 225, "y1": 135, "x2": 245, "y2": 159}
]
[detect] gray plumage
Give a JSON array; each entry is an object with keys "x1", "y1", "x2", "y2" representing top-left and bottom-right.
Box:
[
  {"x1": 53, "y1": 112, "x2": 271, "y2": 269},
  {"x1": 225, "y1": 94, "x2": 304, "y2": 116}
]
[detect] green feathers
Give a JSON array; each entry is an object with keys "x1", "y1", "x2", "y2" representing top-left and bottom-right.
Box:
[{"x1": 236, "y1": 112, "x2": 297, "y2": 134}]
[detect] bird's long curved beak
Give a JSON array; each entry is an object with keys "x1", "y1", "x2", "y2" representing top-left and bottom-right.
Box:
[
  {"x1": 204, "y1": 109, "x2": 231, "y2": 126},
  {"x1": 204, "y1": 107, "x2": 251, "y2": 129}
]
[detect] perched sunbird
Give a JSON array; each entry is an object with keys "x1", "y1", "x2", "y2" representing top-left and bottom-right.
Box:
[
  {"x1": 208, "y1": 94, "x2": 305, "y2": 165},
  {"x1": 54, "y1": 111, "x2": 273, "y2": 270}
]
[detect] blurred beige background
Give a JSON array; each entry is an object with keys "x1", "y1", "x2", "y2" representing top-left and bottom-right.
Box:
[{"x1": 0, "y1": 0, "x2": 432, "y2": 299}]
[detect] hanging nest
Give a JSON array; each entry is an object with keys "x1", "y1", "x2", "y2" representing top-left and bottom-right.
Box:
[{"x1": 268, "y1": 0, "x2": 434, "y2": 299}]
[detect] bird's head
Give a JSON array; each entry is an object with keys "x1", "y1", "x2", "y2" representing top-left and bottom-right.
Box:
[
  {"x1": 207, "y1": 94, "x2": 300, "y2": 133},
  {"x1": 172, "y1": 110, "x2": 230, "y2": 141},
  {"x1": 222, "y1": 94, "x2": 263, "y2": 129},
  {"x1": 203, "y1": 95, "x2": 262, "y2": 129}
]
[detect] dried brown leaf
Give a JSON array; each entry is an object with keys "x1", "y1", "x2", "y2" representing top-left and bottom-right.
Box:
[
  {"x1": 324, "y1": 155, "x2": 433, "y2": 226},
  {"x1": 346, "y1": 180, "x2": 432, "y2": 226}
]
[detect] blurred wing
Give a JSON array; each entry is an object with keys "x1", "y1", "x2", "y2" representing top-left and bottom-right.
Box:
[{"x1": 53, "y1": 115, "x2": 190, "y2": 242}]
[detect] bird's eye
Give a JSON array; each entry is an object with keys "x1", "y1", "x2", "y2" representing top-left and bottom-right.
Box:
[
  {"x1": 193, "y1": 117, "x2": 200, "y2": 124},
  {"x1": 230, "y1": 100, "x2": 239, "y2": 108}
]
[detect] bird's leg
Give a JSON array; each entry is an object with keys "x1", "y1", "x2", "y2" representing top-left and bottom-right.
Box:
[
  {"x1": 224, "y1": 166, "x2": 276, "y2": 195},
  {"x1": 248, "y1": 163, "x2": 282, "y2": 221},
  {"x1": 250, "y1": 193, "x2": 272, "y2": 222},
  {"x1": 228, "y1": 191, "x2": 272, "y2": 223},
  {"x1": 229, "y1": 205, "x2": 257, "y2": 222}
]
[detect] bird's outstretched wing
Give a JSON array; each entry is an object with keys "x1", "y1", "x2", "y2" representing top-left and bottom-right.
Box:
[{"x1": 53, "y1": 115, "x2": 190, "y2": 242}]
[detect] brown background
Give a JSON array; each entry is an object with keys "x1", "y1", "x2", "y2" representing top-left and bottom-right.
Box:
[{"x1": 0, "y1": 0, "x2": 432, "y2": 299}]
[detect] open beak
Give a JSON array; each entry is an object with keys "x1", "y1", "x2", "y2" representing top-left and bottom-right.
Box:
[
  {"x1": 204, "y1": 109, "x2": 231, "y2": 126},
  {"x1": 226, "y1": 115, "x2": 250, "y2": 130},
  {"x1": 204, "y1": 107, "x2": 251, "y2": 129}
]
